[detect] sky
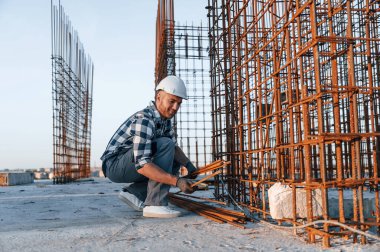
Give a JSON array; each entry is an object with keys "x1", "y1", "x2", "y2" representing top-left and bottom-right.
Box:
[{"x1": 0, "y1": 0, "x2": 208, "y2": 169}]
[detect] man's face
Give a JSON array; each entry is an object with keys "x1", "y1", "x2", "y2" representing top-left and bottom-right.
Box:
[{"x1": 156, "y1": 91, "x2": 183, "y2": 119}]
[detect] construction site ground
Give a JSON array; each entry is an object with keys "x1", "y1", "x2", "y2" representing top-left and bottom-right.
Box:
[{"x1": 0, "y1": 178, "x2": 379, "y2": 252}]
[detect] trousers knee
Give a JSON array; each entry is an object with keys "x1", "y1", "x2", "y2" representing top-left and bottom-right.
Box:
[
  {"x1": 155, "y1": 137, "x2": 175, "y2": 153},
  {"x1": 152, "y1": 138, "x2": 175, "y2": 173}
]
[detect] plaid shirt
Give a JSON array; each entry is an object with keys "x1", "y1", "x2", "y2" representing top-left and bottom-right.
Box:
[{"x1": 101, "y1": 101, "x2": 176, "y2": 169}]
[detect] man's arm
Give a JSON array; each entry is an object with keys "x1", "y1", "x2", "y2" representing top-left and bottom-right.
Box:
[
  {"x1": 137, "y1": 162, "x2": 178, "y2": 186},
  {"x1": 174, "y1": 146, "x2": 198, "y2": 178},
  {"x1": 174, "y1": 146, "x2": 190, "y2": 166}
]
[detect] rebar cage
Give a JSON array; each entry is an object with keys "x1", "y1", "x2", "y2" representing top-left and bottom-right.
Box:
[
  {"x1": 155, "y1": 0, "x2": 213, "y2": 168},
  {"x1": 208, "y1": 0, "x2": 380, "y2": 246},
  {"x1": 51, "y1": 1, "x2": 94, "y2": 183},
  {"x1": 174, "y1": 24, "x2": 213, "y2": 168}
]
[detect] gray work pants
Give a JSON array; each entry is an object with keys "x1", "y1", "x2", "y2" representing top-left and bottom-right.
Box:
[{"x1": 104, "y1": 137, "x2": 180, "y2": 206}]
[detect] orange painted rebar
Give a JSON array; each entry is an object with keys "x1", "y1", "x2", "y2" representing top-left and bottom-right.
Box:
[{"x1": 191, "y1": 170, "x2": 222, "y2": 188}]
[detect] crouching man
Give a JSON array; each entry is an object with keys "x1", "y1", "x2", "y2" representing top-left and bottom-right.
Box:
[{"x1": 100, "y1": 76, "x2": 197, "y2": 218}]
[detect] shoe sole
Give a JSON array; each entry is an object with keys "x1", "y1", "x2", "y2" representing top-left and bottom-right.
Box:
[
  {"x1": 118, "y1": 195, "x2": 143, "y2": 211},
  {"x1": 143, "y1": 212, "x2": 181, "y2": 218}
]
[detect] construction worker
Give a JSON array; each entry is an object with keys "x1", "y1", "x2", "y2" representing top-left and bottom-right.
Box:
[{"x1": 100, "y1": 75, "x2": 198, "y2": 218}]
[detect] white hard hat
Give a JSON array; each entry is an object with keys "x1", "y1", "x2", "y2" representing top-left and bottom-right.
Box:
[{"x1": 155, "y1": 75, "x2": 187, "y2": 100}]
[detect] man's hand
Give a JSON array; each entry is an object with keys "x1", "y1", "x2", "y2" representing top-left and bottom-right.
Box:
[
  {"x1": 176, "y1": 178, "x2": 195, "y2": 194},
  {"x1": 184, "y1": 161, "x2": 198, "y2": 179}
]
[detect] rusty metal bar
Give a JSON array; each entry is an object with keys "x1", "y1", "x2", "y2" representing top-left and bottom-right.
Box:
[
  {"x1": 192, "y1": 170, "x2": 222, "y2": 187},
  {"x1": 207, "y1": 0, "x2": 380, "y2": 247},
  {"x1": 51, "y1": 0, "x2": 94, "y2": 183},
  {"x1": 173, "y1": 23, "x2": 213, "y2": 168},
  {"x1": 155, "y1": 1, "x2": 212, "y2": 170},
  {"x1": 169, "y1": 193, "x2": 248, "y2": 229},
  {"x1": 155, "y1": 0, "x2": 175, "y2": 83}
]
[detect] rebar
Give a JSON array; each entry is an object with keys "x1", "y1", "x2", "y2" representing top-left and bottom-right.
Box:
[
  {"x1": 174, "y1": 23, "x2": 213, "y2": 168},
  {"x1": 169, "y1": 193, "x2": 248, "y2": 229},
  {"x1": 155, "y1": 1, "x2": 213, "y2": 169},
  {"x1": 207, "y1": 0, "x2": 380, "y2": 247},
  {"x1": 155, "y1": 0, "x2": 175, "y2": 84},
  {"x1": 51, "y1": 1, "x2": 94, "y2": 183}
]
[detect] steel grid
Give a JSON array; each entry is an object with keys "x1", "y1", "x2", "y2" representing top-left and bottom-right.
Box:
[
  {"x1": 173, "y1": 24, "x2": 213, "y2": 168},
  {"x1": 51, "y1": 1, "x2": 94, "y2": 183},
  {"x1": 155, "y1": 1, "x2": 213, "y2": 169},
  {"x1": 208, "y1": 0, "x2": 380, "y2": 247}
]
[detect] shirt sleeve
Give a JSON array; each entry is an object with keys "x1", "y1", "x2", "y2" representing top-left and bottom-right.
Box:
[{"x1": 130, "y1": 116, "x2": 155, "y2": 169}]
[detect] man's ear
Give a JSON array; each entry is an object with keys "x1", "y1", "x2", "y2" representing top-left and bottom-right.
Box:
[
  {"x1": 155, "y1": 91, "x2": 160, "y2": 101},
  {"x1": 156, "y1": 90, "x2": 164, "y2": 101}
]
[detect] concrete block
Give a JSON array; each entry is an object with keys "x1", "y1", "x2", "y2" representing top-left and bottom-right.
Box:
[
  {"x1": 268, "y1": 183, "x2": 377, "y2": 220},
  {"x1": 268, "y1": 182, "x2": 323, "y2": 219},
  {"x1": 0, "y1": 172, "x2": 34, "y2": 186}
]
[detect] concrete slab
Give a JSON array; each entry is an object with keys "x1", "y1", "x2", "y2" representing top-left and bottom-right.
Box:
[{"x1": 0, "y1": 178, "x2": 379, "y2": 251}]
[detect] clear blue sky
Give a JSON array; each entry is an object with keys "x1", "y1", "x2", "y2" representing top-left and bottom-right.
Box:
[{"x1": 0, "y1": 0, "x2": 207, "y2": 169}]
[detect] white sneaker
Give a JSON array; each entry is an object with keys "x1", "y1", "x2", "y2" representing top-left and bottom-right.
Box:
[
  {"x1": 118, "y1": 191, "x2": 144, "y2": 211},
  {"x1": 143, "y1": 206, "x2": 181, "y2": 218}
]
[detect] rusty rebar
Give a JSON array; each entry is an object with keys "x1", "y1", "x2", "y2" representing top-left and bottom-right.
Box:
[
  {"x1": 155, "y1": 1, "x2": 213, "y2": 169},
  {"x1": 169, "y1": 193, "x2": 247, "y2": 229},
  {"x1": 208, "y1": 0, "x2": 380, "y2": 247},
  {"x1": 51, "y1": 0, "x2": 94, "y2": 183}
]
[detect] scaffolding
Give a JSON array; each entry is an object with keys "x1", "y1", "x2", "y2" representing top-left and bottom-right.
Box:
[
  {"x1": 51, "y1": 1, "x2": 94, "y2": 183},
  {"x1": 208, "y1": 0, "x2": 380, "y2": 247}
]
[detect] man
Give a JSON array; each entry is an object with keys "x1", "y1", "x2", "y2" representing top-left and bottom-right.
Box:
[{"x1": 101, "y1": 75, "x2": 198, "y2": 218}]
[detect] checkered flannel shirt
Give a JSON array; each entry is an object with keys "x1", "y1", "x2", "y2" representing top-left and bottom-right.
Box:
[{"x1": 100, "y1": 101, "x2": 176, "y2": 170}]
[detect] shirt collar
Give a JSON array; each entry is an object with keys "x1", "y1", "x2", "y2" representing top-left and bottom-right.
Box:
[{"x1": 149, "y1": 101, "x2": 164, "y2": 120}]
